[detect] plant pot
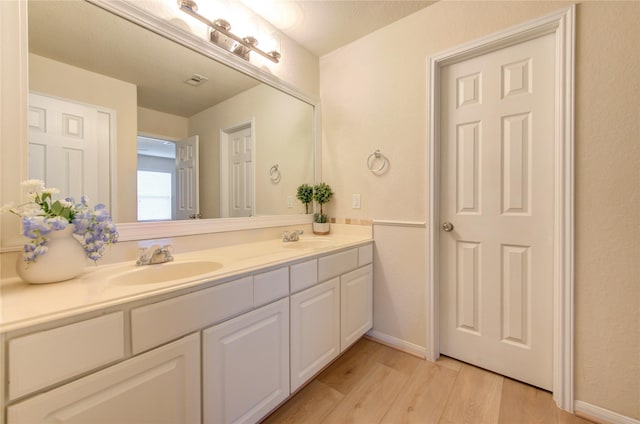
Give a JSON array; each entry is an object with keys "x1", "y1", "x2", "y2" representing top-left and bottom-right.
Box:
[
  {"x1": 16, "y1": 225, "x2": 87, "y2": 284},
  {"x1": 312, "y1": 222, "x2": 330, "y2": 235}
]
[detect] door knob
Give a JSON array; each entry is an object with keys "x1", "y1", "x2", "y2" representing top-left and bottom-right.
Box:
[{"x1": 442, "y1": 222, "x2": 454, "y2": 232}]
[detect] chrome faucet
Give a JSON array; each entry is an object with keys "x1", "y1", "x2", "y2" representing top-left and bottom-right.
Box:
[
  {"x1": 136, "y1": 245, "x2": 174, "y2": 266},
  {"x1": 283, "y1": 229, "x2": 304, "y2": 242}
]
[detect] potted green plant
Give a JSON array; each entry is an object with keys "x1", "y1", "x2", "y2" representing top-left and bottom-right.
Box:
[
  {"x1": 296, "y1": 183, "x2": 313, "y2": 214},
  {"x1": 312, "y1": 182, "x2": 334, "y2": 235}
]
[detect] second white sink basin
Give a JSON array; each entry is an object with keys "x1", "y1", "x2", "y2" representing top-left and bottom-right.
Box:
[{"x1": 108, "y1": 261, "x2": 223, "y2": 285}]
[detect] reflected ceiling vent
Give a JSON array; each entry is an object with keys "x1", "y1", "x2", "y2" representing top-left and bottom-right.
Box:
[{"x1": 184, "y1": 73, "x2": 209, "y2": 86}]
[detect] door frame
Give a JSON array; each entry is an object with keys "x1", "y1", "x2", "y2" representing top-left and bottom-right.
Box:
[{"x1": 426, "y1": 6, "x2": 575, "y2": 411}]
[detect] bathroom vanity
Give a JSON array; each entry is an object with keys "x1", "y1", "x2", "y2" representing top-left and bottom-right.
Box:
[{"x1": 0, "y1": 233, "x2": 373, "y2": 424}]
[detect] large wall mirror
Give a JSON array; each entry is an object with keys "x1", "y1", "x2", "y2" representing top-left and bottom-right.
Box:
[{"x1": 26, "y1": 0, "x2": 315, "y2": 236}]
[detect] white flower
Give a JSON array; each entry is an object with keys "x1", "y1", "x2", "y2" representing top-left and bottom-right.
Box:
[
  {"x1": 20, "y1": 179, "x2": 45, "y2": 192},
  {"x1": 20, "y1": 203, "x2": 43, "y2": 217},
  {"x1": 59, "y1": 199, "x2": 74, "y2": 208},
  {"x1": 0, "y1": 201, "x2": 15, "y2": 213},
  {"x1": 42, "y1": 187, "x2": 60, "y2": 195}
]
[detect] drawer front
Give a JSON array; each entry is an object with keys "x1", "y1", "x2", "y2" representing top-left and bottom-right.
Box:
[
  {"x1": 8, "y1": 312, "x2": 125, "y2": 400},
  {"x1": 318, "y1": 248, "x2": 358, "y2": 282},
  {"x1": 132, "y1": 276, "x2": 253, "y2": 354},
  {"x1": 358, "y1": 244, "x2": 373, "y2": 267},
  {"x1": 290, "y1": 259, "x2": 318, "y2": 293},
  {"x1": 254, "y1": 267, "x2": 289, "y2": 307}
]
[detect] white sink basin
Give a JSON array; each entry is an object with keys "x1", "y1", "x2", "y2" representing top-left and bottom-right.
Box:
[
  {"x1": 108, "y1": 261, "x2": 223, "y2": 285},
  {"x1": 282, "y1": 238, "x2": 336, "y2": 249}
]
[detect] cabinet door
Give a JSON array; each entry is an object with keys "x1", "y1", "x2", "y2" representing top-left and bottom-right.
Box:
[
  {"x1": 341, "y1": 265, "x2": 373, "y2": 351},
  {"x1": 8, "y1": 334, "x2": 200, "y2": 424},
  {"x1": 290, "y1": 278, "x2": 340, "y2": 391},
  {"x1": 203, "y1": 298, "x2": 289, "y2": 424}
]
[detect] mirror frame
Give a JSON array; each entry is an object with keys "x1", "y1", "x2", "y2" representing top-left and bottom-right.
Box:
[{"x1": 1, "y1": 0, "x2": 317, "y2": 248}]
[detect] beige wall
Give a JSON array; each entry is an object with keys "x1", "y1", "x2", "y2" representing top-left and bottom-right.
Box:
[
  {"x1": 320, "y1": 0, "x2": 639, "y2": 419},
  {"x1": 29, "y1": 54, "x2": 138, "y2": 223},
  {"x1": 573, "y1": 1, "x2": 640, "y2": 419},
  {"x1": 189, "y1": 84, "x2": 314, "y2": 218},
  {"x1": 137, "y1": 107, "x2": 188, "y2": 140}
]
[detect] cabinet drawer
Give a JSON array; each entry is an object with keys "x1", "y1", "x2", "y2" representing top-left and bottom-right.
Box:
[
  {"x1": 132, "y1": 277, "x2": 253, "y2": 354},
  {"x1": 318, "y1": 248, "x2": 358, "y2": 282},
  {"x1": 358, "y1": 244, "x2": 373, "y2": 267},
  {"x1": 254, "y1": 267, "x2": 289, "y2": 307},
  {"x1": 8, "y1": 312, "x2": 125, "y2": 400},
  {"x1": 290, "y1": 259, "x2": 318, "y2": 293}
]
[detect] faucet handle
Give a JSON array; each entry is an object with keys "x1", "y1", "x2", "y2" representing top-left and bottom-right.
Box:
[
  {"x1": 136, "y1": 247, "x2": 150, "y2": 266},
  {"x1": 164, "y1": 245, "x2": 175, "y2": 261}
]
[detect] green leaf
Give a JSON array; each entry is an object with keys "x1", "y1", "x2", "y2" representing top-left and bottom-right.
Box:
[
  {"x1": 60, "y1": 208, "x2": 72, "y2": 220},
  {"x1": 51, "y1": 200, "x2": 63, "y2": 215}
]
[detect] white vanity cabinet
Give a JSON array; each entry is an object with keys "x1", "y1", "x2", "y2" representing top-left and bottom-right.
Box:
[
  {"x1": 289, "y1": 245, "x2": 374, "y2": 392},
  {"x1": 2, "y1": 241, "x2": 373, "y2": 424},
  {"x1": 341, "y1": 264, "x2": 373, "y2": 351},
  {"x1": 7, "y1": 333, "x2": 201, "y2": 424},
  {"x1": 202, "y1": 298, "x2": 289, "y2": 424},
  {"x1": 290, "y1": 277, "x2": 341, "y2": 391}
]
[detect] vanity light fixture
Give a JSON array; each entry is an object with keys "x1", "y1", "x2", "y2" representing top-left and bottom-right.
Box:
[{"x1": 178, "y1": 0, "x2": 281, "y2": 63}]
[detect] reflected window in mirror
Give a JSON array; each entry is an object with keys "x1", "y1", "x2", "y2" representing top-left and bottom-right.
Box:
[{"x1": 137, "y1": 136, "x2": 176, "y2": 221}]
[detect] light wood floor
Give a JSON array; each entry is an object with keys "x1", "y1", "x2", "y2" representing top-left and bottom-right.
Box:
[{"x1": 264, "y1": 338, "x2": 592, "y2": 424}]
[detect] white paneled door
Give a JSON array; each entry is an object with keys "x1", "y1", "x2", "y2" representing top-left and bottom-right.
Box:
[
  {"x1": 439, "y1": 33, "x2": 555, "y2": 390},
  {"x1": 175, "y1": 135, "x2": 199, "y2": 220},
  {"x1": 28, "y1": 93, "x2": 112, "y2": 206},
  {"x1": 228, "y1": 126, "x2": 253, "y2": 217}
]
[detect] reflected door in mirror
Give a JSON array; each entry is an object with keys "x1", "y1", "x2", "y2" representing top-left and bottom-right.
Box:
[
  {"x1": 28, "y1": 92, "x2": 113, "y2": 210},
  {"x1": 222, "y1": 124, "x2": 254, "y2": 218},
  {"x1": 176, "y1": 135, "x2": 200, "y2": 220}
]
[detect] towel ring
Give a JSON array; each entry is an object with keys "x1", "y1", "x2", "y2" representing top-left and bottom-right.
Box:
[
  {"x1": 367, "y1": 150, "x2": 389, "y2": 175},
  {"x1": 269, "y1": 164, "x2": 281, "y2": 183}
]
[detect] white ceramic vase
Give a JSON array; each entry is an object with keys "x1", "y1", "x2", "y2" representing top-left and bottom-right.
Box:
[
  {"x1": 312, "y1": 222, "x2": 330, "y2": 235},
  {"x1": 16, "y1": 225, "x2": 87, "y2": 284}
]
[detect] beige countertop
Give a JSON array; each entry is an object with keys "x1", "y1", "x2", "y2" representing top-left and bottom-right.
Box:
[{"x1": 0, "y1": 233, "x2": 372, "y2": 334}]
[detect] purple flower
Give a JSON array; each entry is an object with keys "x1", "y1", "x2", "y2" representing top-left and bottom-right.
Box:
[
  {"x1": 22, "y1": 216, "x2": 51, "y2": 239},
  {"x1": 46, "y1": 216, "x2": 68, "y2": 231}
]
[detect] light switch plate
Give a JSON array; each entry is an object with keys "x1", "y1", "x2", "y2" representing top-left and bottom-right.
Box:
[
  {"x1": 287, "y1": 195, "x2": 293, "y2": 208},
  {"x1": 352, "y1": 194, "x2": 361, "y2": 209}
]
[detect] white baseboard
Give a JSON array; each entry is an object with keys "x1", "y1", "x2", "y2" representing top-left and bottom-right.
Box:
[
  {"x1": 366, "y1": 330, "x2": 427, "y2": 359},
  {"x1": 574, "y1": 401, "x2": 639, "y2": 424}
]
